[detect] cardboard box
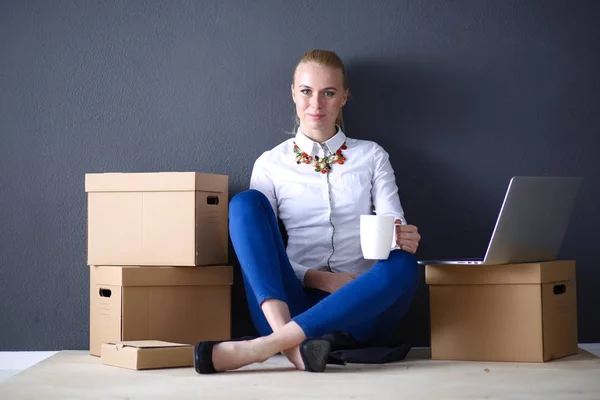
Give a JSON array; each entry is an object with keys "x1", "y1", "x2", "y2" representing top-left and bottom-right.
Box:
[
  {"x1": 101, "y1": 341, "x2": 193, "y2": 370},
  {"x1": 90, "y1": 265, "x2": 232, "y2": 357},
  {"x1": 426, "y1": 260, "x2": 577, "y2": 362},
  {"x1": 86, "y1": 172, "x2": 228, "y2": 266}
]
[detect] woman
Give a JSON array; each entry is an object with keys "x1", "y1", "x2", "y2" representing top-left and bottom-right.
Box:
[{"x1": 194, "y1": 49, "x2": 421, "y2": 374}]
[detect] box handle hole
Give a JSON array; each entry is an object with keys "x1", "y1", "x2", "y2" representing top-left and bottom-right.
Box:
[
  {"x1": 553, "y1": 284, "x2": 566, "y2": 295},
  {"x1": 99, "y1": 288, "x2": 112, "y2": 298},
  {"x1": 207, "y1": 196, "x2": 219, "y2": 205}
]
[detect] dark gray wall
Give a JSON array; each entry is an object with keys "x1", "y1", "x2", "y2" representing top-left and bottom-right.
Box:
[{"x1": 1, "y1": 0, "x2": 598, "y2": 350}]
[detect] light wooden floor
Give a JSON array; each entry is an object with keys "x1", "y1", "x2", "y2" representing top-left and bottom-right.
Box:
[
  {"x1": 0, "y1": 352, "x2": 57, "y2": 383},
  {"x1": 1, "y1": 345, "x2": 599, "y2": 399}
]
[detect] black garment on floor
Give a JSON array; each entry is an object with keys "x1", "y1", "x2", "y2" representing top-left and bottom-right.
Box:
[{"x1": 320, "y1": 331, "x2": 412, "y2": 365}]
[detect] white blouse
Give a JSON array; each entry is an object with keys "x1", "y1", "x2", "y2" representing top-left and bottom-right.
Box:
[{"x1": 249, "y1": 128, "x2": 406, "y2": 283}]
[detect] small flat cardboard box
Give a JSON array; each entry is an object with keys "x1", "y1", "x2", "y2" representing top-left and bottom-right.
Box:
[
  {"x1": 426, "y1": 260, "x2": 577, "y2": 362},
  {"x1": 90, "y1": 265, "x2": 232, "y2": 357},
  {"x1": 86, "y1": 172, "x2": 228, "y2": 266},
  {"x1": 101, "y1": 341, "x2": 193, "y2": 370}
]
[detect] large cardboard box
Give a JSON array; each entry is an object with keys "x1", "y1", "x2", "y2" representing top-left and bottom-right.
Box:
[
  {"x1": 86, "y1": 172, "x2": 228, "y2": 266},
  {"x1": 426, "y1": 260, "x2": 577, "y2": 362},
  {"x1": 101, "y1": 341, "x2": 193, "y2": 370},
  {"x1": 90, "y1": 265, "x2": 232, "y2": 357}
]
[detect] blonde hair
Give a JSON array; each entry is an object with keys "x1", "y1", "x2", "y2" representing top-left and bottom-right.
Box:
[{"x1": 292, "y1": 49, "x2": 348, "y2": 133}]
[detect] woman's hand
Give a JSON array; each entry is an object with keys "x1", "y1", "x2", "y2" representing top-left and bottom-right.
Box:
[
  {"x1": 324, "y1": 272, "x2": 357, "y2": 293},
  {"x1": 304, "y1": 269, "x2": 357, "y2": 293},
  {"x1": 395, "y1": 220, "x2": 421, "y2": 254}
]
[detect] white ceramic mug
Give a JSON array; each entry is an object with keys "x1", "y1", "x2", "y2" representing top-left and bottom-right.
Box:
[{"x1": 360, "y1": 215, "x2": 402, "y2": 260}]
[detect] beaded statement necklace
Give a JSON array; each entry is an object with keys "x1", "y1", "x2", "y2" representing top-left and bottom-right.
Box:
[{"x1": 293, "y1": 142, "x2": 347, "y2": 174}]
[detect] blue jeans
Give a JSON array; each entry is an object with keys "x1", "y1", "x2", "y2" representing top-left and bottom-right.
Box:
[{"x1": 229, "y1": 189, "x2": 419, "y2": 346}]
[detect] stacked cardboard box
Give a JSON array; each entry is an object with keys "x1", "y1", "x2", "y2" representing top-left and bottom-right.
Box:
[
  {"x1": 86, "y1": 172, "x2": 233, "y2": 360},
  {"x1": 425, "y1": 260, "x2": 578, "y2": 362}
]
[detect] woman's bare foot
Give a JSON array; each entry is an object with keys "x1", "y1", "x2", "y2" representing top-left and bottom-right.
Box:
[
  {"x1": 211, "y1": 338, "x2": 308, "y2": 372},
  {"x1": 208, "y1": 321, "x2": 308, "y2": 372},
  {"x1": 282, "y1": 346, "x2": 305, "y2": 370},
  {"x1": 211, "y1": 338, "x2": 271, "y2": 372}
]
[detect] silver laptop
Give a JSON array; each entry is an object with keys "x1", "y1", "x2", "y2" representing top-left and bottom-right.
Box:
[{"x1": 418, "y1": 176, "x2": 582, "y2": 265}]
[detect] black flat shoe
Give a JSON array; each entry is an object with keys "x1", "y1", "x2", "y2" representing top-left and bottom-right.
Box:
[
  {"x1": 299, "y1": 338, "x2": 331, "y2": 373},
  {"x1": 194, "y1": 336, "x2": 254, "y2": 374},
  {"x1": 320, "y1": 331, "x2": 359, "y2": 366}
]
